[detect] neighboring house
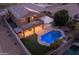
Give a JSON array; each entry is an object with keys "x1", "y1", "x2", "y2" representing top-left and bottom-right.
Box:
[
  {"x1": 46, "y1": 4, "x2": 79, "y2": 18},
  {"x1": 8, "y1": 4, "x2": 46, "y2": 38}
]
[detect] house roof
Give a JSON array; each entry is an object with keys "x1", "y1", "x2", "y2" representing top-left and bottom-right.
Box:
[
  {"x1": 40, "y1": 16, "x2": 54, "y2": 24},
  {"x1": 8, "y1": 4, "x2": 45, "y2": 19},
  {"x1": 46, "y1": 4, "x2": 79, "y2": 17},
  {"x1": 8, "y1": 4, "x2": 30, "y2": 19},
  {"x1": 22, "y1": 4, "x2": 45, "y2": 12},
  {"x1": 21, "y1": 20, "x2": 43, "y2": 30}
]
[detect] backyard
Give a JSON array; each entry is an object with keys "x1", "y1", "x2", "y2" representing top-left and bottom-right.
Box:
[{"x1": 21, "y1": 34, "x2": 62, "y2": 55}]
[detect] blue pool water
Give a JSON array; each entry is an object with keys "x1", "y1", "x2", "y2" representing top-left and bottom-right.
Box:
[{"x1": 41, "y1": 30, "x2": 62, "y2": 45}]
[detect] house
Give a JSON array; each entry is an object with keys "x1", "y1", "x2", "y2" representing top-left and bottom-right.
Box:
[
  {"x1": 8, "y1": 3, "x2": 79, "y2": 39},
  {"x1": 8, "y1": 4, "x2": 46, "y2": 38},
  {"x1": 6, "y1": 3, "x2": 78, "y2": 55},
  {"x1": 46, "y1": 4, "x2": 79, "y2": 18}
]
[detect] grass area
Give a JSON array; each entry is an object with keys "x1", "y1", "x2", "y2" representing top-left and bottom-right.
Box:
[{"x1": 21, "y1": 34, "x2": 62, "y2": 55}]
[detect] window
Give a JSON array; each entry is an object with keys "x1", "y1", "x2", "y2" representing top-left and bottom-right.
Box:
[
  {"x1": 28, "y1": 17, "x2": 30, "y2": 23},
  {"x1": 27, "y1": 15, "x2": 37, "y2": 23}
]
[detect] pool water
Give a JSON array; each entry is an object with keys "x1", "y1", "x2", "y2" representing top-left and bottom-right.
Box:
[
  {"x1": 41, "y1": 30, "x2": 62, "y2": 45},
  {"x1": 63, "y1": 45, "x2": 79, "y2": 55}
]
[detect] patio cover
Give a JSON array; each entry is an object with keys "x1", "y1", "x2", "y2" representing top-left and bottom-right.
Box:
[
  {"x1": 40, "y1": 16, "x2": 54, "y2": 24},
  {"x1": 21, "y1": 20, "x2": 43, "y2": 30}
]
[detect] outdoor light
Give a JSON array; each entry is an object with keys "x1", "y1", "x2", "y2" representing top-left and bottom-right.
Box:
[
  {"x1": 31, "y1": 16, "x2": 34, "y2": 20},
  {"x1": 32, "y1": 15, "x2": 37, "y2": 19}
]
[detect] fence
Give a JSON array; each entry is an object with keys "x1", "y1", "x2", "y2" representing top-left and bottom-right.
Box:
[
  {"x1": 3, "y1": 17, "x2": 31, "y2": 55},
  {"x1": 45, "y1": 34, "x2": 75, "y2": 55}
]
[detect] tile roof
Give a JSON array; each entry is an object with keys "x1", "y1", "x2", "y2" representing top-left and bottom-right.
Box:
[
  {"x1": 46, "y1": 4, "x2": 79, "y2": 17},
  {"x1": 8, "y1": 4, "x2": 45, "y2": 19},
  {"x1": 8, "y1": 4, "x2": 30, "y2": 19}
]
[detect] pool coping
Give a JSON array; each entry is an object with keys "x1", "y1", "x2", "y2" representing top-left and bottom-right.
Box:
[{"x1": 38, "y1": 28, "x2": 65, "y2": 46}]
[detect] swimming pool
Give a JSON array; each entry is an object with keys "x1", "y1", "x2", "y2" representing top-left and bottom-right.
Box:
[{"x1": 38, "y1": 29, "x2": 65, "y2": 46}]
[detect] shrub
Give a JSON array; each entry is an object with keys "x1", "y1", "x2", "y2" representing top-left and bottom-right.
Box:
[{"x1": 53, "y1": 9, "x2": 69, "y2": 26}]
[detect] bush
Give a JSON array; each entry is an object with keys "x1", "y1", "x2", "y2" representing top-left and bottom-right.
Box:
[
  {"x1": 66, "y1": 20, "x2": 77, "y2": 30},
  {"x1": 51, "y1": 39, "x2": 62, "y2": 47},
  {"x1": 53, "y1": 9, "x2": 69, "y2": 26}
]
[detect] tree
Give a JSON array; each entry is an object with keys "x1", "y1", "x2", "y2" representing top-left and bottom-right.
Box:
[{"x1": 53, "y1": 9, "x2": 69, "y2": 26}]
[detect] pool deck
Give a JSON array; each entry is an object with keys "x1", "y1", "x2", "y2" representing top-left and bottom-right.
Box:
[
  {"x1": 36, "y1": 24, "x2": 52, "y2": 35},
  {"x1": 36, "y1": 24, "x2": 65, "y2": 46}
]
